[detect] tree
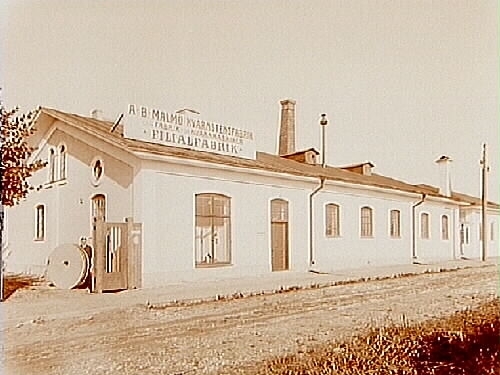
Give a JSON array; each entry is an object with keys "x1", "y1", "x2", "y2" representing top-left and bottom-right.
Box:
[
  {"x1": 1, "y1": 105, "x2": 46, "y2": 206},
  {"x1": 1, "y1": 104, "x2": 46, "y2": 300}
]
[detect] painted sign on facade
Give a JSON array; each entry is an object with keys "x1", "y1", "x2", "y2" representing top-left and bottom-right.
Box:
[{"x1": 124, "y1": 104, "x2": 256, "y2": 159}]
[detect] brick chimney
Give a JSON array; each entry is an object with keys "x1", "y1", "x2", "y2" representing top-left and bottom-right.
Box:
[
  {"x1": 278, "y1": 99, "x2": 296, "y2": 155},
  {"x1": 435, "y1": 155, "x2": 452, "y2": 197}
]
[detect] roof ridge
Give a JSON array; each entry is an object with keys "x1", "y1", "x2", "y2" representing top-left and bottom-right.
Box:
[{"x1": 37, "y1": 107, "x2": 499, "y2": 208}]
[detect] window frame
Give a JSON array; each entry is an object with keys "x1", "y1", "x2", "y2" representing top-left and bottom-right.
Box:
[
  {"x1": 360, "y1": 206, "x2": 374, "y2": 238},
  {"x1": 389, "y1": 209, "x2": 401, "y2": 238},
  {"x1": 34, "y1": 204, "x2": 46, "y2": 241},
  {"x1": 58, "y1": 143, "x2": 67, "y2": 180},
  {"x1": 420, "y1": 212, "x2": 430, "y2": 239},
  {"x1": 48, "y1": 148, "x2": 57, "y2": 183},
  {"x1": 194, "y1": 193, "x2": 232, "y2": 267},
  {"x1": 90, "y1": 157, "x2": 104, "y2": 186},
  {"x1": 325, "y1": 203, "x2": 340, "y2": 237},
  {"x1": 271, "y1": 198, "x2": 289, "y2": 223},
  {"x1": 441, "y1": 215, "x2": 449, "y2": 240}
]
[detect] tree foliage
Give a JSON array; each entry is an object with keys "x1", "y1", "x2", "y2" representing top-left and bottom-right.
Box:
[{"x1": 1, "y1": 106, "x2": 46, "y2": 207}]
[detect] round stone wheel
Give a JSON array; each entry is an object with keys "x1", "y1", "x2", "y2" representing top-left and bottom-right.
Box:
[{"x1": 47, "y1": 244, "x2": 90, "y2": 289}]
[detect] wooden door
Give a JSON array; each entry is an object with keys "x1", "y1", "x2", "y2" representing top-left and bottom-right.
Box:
[
  {"x1": 271, "y1": 222, "x2": 289, "y2": 271},
  {"x1": 271, "y1": 199, "x2": 289, "y2": 271},
  {"x1": 94, "y1": 222, "x2": 128, "y2": 291}
]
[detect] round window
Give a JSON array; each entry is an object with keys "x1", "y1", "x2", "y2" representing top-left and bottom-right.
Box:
[{"x1": 91, "y1": 158, "x2": 104, "y2": 186}]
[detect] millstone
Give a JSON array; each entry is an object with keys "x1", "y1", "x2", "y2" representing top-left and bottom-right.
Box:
[{"x1": 46, "y1": 244, "x2": 89, "y2": 289}]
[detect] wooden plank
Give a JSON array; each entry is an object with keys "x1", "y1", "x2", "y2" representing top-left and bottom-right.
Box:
[
  {"x1": 284, "y1": 223, "x2": 289, "y2": 270},
  {"x1": 126, "y1": 218, "x2": 134, "y2": 289},
  {"x1": 93, "y1": 219, "x2": 142, "y2": 292},
  {"x1": 93, "y1": 221, "x2": 106, "y2": 292},
  {"x1": 133, "y1": 222, "x2": 142, "y2": 289},
  {"x1": 121, "y1": 223, "x2": 128, "y2": 287}
]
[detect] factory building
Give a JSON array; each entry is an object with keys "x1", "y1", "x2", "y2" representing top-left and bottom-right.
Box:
[{"x1": 5, "y1": 99, "x2": 499, "y2": 291}]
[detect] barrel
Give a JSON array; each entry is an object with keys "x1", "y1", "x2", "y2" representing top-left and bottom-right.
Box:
[{"x1": 46, "y1": 244, "x2": 90, "y2": 289}]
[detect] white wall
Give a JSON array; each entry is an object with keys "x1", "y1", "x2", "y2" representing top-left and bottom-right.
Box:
[
  {"x1": 6, "y1": 125, "x2": 135, "y2": 275},
  {"x1": 313, "y1": 184, "x2": 414, "y2": 272},
  {"x1": 7, "y1": 120, "x2": 494, "y2": 284},
  {"x1": 460, "y1": 208, "x2": 499, "y2": 259},
  {"x1": 138, "y1": 159, "x2": 311, "y2": 286},
  {"x1": 413, "y1": 201, "x2": 457, "y2": 263}
]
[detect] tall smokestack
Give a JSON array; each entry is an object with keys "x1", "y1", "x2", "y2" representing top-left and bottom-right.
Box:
[
  {"x1": 435, "y1": 155, "x2": 452, "y2": 197},
  {"x1": 278, "y1": 99, "x2": 296, "y2": 155}
]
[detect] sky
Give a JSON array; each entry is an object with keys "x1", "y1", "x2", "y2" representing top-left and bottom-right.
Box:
[{"x1": 1, "y1": 0, "x2": 498, "y2": 201}]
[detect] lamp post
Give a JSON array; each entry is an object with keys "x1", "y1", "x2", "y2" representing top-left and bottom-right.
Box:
[{"x1": 320, "y1": 114, "x2": 328, "y2": 168}]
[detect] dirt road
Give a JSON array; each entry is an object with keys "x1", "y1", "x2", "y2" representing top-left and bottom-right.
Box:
[{"x1": 2, "y1": 265, "x2": 497, "y2": 375}]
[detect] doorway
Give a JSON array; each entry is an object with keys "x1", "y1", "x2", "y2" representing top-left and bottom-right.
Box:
[{"x1": 271, "y1": 199, "x2": 289, "y2": 271}]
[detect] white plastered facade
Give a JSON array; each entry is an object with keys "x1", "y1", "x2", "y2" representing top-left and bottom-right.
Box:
[{"x1": 5, "y1": 111, "x2": 499, "y2": 287}]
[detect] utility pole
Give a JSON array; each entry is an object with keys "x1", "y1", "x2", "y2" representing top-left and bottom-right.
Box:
[{"x1": 480, "y1": 143, "x2": 488, "y2": 261}]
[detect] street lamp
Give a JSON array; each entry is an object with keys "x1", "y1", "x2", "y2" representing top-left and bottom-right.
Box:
[{"x1": 320, "y1": 113, "x2": 328, "y2": 168}]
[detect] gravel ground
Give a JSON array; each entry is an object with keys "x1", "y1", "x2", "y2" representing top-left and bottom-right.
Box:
[{"x1": 1, "y1": 265, "x2": 497, "y2": 375}]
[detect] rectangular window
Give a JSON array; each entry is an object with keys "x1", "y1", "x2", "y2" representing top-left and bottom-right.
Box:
[
  {"x1": 420, "y1": 213, "x2": 430, "y2": 239},
  {"x1": 326, "y1": 204, "x2": 340, "y2": 237},
  {"x1": 441, "y1": 215, "x2": 449, "y2": 240},
  {"x1": 491, "y1": 222, "x2": 495, "y2": 241},
  {"x1": 479, "y1": 223, "x2": 482, "y2": 241},
  {"x1": 360, "y1": 206, "x2": 373, "y2": 237},
  {"x1": 34, "y1": 205, "x2": 45, "y2": 241},
  {"x1": 389, "y1": 210, "x2": 400, "y2": 238},
  {"x1": 271, "y1": 200, "x2": 288, "y2": 222},
  {"x1": 195, "y1": 194, "x2": 231, "y2": 266}
]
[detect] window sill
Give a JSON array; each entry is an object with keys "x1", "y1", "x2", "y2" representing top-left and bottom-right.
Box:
[
  {"x1": 195, "y1": 262, "x2": 232, "y2": 269},
  {"x1": 326, "y1": 235, "x2": 341, "y2": 239},
  {"x1": 56, "y1": 179, "x2": 68, "y2": 186},
  {"x1": 360, "y1": 236, "x2": 375, "y2": 239},
  {"x1": 44, "y1": 179, "x2": 67, "y2": 188},
  {"x1": 390, "y1": 236, "x2": 402, "y2": 239},
  {"x1": 33, "y1": 239, "x2": 45, "y2": 242}
]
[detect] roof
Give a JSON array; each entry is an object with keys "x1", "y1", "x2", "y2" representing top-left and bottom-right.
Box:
[
  {"x1": 339, "y1": 161, "x2": 375, "y2": 169},
  {"x1": 450, "y1": 192, "x2": 500, "y2": 210},
  {"x1": 414, "y1": 184, "x2": 499, "y2": 209},
  {"x1": 281, "y1": 148, "x2": 320, "y2": 157},
  {"x1": 38, "y1": 107, "x2": 499, "y2": 209}
]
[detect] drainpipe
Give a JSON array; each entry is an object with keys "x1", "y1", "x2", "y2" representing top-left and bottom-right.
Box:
[
  {"x1": 309, "y1": 177, "x2": 325, "y2": 268},
  {"x1": 411, "y1": 193, "x2": 426, "y2": 261}
]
